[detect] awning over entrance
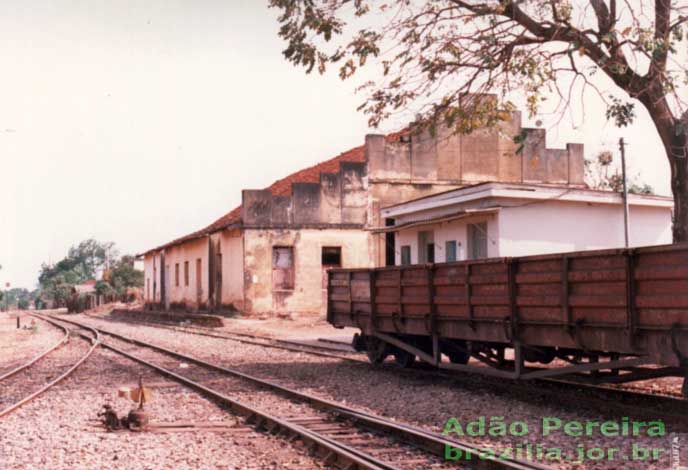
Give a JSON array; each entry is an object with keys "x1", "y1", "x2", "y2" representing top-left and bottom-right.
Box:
[{"x1": 370, "y1": 207, "x2": 500, "y2": 233}]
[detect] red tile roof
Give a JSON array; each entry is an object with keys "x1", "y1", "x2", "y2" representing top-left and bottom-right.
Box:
[{"x1": 141, "y1": 138, "x2": 381, "y2": 255}]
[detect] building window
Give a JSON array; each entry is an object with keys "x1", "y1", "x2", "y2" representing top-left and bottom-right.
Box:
[
  {"x1": 385, "y1": 218, "x2": 396, "y2": 266},
  {"x1": 468, "y1": 222, "x2": 488, "y2": 260},
  {"x1": 446, "y1": 240, "x2": 457, "y2": 262},
  {"x1": 418, "y1": 231, "x2": 435, "y2": 263},
  {"x1": 175, "y1": 263, "x2": 180, "y2": 287},
  {"x1": 196, "y1": 258, "x2": 202, "y2": 296},
  {"x1": 321, "y1": 247, "x2": 342, "y2": 267},
  {"x1": 400, "y1": 246, "x2": 411, "y2": 265},
  {"x1": 184, "y1": 261, "x2": 189, "y2": 286},
  {"x1": 272, "y1": 246, "x2": 294, "y2": 290}
]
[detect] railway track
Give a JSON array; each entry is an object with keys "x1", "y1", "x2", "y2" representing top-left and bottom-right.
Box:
[
  {"x1": 89, "y1": 313, "x2": 362, "y2": 359},
  {"x1": 83, "y1": 313, "x2": 688, "y2": 427},
  {"x1": 0, "y1": 317, "x2": 69, "y2": 382},
  {"x1": 47, "y1": 314, "x2": 551, "y2": 470},
  {"x1": 0, "y1": 316, "x2": 100, "y2": 418}
]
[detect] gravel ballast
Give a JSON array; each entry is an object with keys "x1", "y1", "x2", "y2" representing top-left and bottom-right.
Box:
[
  {"x1": 74, "y1": 313, "x2": 687, "y2": 470},
  {"x1": 0, "y1": 331, "x2": 326, "y2": 470},
  {"x1": 0, "y1": 314, "x2": 65, "y2": 377}
]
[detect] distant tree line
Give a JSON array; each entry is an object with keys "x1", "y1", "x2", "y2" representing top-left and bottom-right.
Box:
[{"x1": 37, "y1": 239, "x2": 143, "y2": 309}]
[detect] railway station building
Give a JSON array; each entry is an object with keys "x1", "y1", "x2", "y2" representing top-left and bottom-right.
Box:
[
  {"x1": 139, "y1": 98, "x2": 651, "y2": 317},
  {"x1": 379, "y1": 182, "x2": 674, "y2": 265}
]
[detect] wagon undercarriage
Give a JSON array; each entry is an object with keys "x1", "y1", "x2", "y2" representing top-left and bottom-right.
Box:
[
  {"x1": 351, "y1": 332, "x2": 688, "y2": 397},
  {"x1": 328, "y1": 244, "x2": 688, "y2": 398}
]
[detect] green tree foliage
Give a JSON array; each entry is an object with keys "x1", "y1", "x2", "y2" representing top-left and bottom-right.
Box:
[
  {"x1": 108, "y1": 255, "x2": 144, "y2": 296},
  {"x1": 270, "y1": 0, "x2": 688, "y2": 239},
  {"x1": 37, "y1": 239, "x2": 138, "y2": 306},
  {"x1": 38, "y1": 238, "x2": 116, "y2": 291},
  {"x1": 1, "y1": 288, "x2": 36, "y2": 310}
]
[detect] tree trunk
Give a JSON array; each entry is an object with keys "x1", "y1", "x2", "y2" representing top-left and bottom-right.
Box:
[
  {"x1": 669, "y1": 151, "x2": 688, "y2": 243},
  {"x1": 669, "y1": 130, "x2": 688, "y2": 242},
  {"x1": 640, "y1": 91, "x2": 688, "y2": 242}
]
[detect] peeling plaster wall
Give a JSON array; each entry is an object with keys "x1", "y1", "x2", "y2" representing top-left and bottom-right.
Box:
[
  {"x1": 219, "y1": 228, "x2": 244, "y2": 310},
  {"x1": 144, "y1": 99, "x2": 586, "y2": 317},
  {"x1": 242, "y1": 162, "x2": 367, "y2": 228},
  {"x1": 143, "y1": 252, "x2": 163, "y2": 305},
  {"x1": 242, "y1": 228, "x2": 372, "y2": 315},
  {"x1": 365, "y1": 107, "x2": 585, "y2": 266},
  {"x1": 159, "y1": 237, "x2": 209, "y2": 311}
]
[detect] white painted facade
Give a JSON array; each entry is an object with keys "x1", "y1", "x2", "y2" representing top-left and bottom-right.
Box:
[{"x1": 382, "y1": 182, "x2": 674, "y2": 264}]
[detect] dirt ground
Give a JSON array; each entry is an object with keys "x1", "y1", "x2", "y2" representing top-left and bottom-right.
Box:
[{"x1": 216, "y1": 315, "x2": 357, "y2": 343}]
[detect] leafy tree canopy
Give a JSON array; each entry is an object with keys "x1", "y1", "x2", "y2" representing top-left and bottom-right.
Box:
[
  {"x1": 108, "y1": 255, "x2": 144, "y2": 296},
  {"x1": 38, "y1": 239, "x2": 140, "y2": 305},
  {"x1": 270, "y1": 0, "x2": 688, "y2": 239}
]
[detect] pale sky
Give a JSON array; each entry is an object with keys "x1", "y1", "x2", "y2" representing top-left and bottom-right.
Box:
[{"x1": 2, "y1": 1, "x2": 676, "y2": 289}]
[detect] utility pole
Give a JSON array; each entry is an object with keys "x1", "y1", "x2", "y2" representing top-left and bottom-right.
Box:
[{"x1": 619, "y1": 137, "x2": 630, "y2": 248}]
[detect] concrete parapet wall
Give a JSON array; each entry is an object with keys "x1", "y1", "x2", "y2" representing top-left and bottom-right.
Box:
[{"x1": 242, "y1": 161, "x2": 367, "y2": 228}]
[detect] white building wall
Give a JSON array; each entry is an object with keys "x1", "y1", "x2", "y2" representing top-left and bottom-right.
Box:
[
  {"x1": 497, "y1": 201, "x2": 672, "y2": 257},
  {"x1": 393, "y1": 201, "x2": 671, "y2": 265},
  {"x1": 394, "y1": 214, "x2": 499, "y2": 264},
  {"x1": 161, "y1": 237, "x2": 209, "y2": 310}
]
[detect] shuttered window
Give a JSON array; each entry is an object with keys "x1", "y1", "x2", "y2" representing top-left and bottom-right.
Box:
[
  {"x1": 272, "y1": 246, "x2": 295, "y2": 290},
  {"x1": 400, "y1": 246, "x2": 411, "y2": 265},
  {"x1": 445, "y1": 240, "x2": 457, "y2": 262},
  {"x1": 418, "y1": 231, "x2": 435, "y2": 263},
  {"x1": 468, "y1": 222, "x2": 488, "y2": 260}
]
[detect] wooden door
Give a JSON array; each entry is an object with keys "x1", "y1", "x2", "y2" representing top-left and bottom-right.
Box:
[{"x1": 196, "y1": 258, "x2": 202, "y2": 308}]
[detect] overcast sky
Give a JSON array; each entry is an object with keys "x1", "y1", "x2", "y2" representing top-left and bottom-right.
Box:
[{"x1": 1, "y1": 1, "x2": 677, "y2": 289}]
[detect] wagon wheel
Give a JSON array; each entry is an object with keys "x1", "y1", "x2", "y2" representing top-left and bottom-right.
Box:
[
  {"x1": 445, "y1": 340, "x2": 470, "y2": 365},
  {"x1": 447, "y1": 350, "x2": 469, "y2": 365},
  {"x1": 366, "y1": 336, "x2": 389, "y2": 365},
  {"x1": 393, "y1": 349, "x2": 415, "y2": 368}
]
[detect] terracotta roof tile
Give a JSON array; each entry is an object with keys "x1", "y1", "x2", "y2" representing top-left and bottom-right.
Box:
[{"x1": 142, "y1": 132, "x2": 404, "y2": 255}]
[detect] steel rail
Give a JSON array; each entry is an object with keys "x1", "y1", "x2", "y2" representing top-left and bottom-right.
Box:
[
  {"x1": 87, "y1": 313, "x2": 362, "y2": 361},
  {"x1": 0, "y1": 317, "x2": 70, "y2": 382},
  {"x1": 98, "y1": 342, "x2": 397, "y2": 470},
  {"x1": 100, "y1": 314, "x2": 688, "y2": 403},
  {"x1": 0, "y1": 315, "x2": 100, "y2": 418},
  {"x1": 53, "y1": 314, "x2": 551, "y2": 470},
  {"x1": 49, "y1": 316, "x2": 399, "y2": 469}
]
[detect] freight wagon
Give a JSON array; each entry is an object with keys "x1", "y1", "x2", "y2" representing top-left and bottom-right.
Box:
[{"x1": 326, "y1": 243, "x2": 688, "y2": 397}]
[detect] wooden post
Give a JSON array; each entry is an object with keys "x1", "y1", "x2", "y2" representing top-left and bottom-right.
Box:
[
  {"x1": 626, "y1": 250, "x2": 637, "y2": 348},
  {"x1": 465, "y1": 264, "x2": 474, "y2": 329},
  {"x1": 508, "y1": 259, "x2": 519, "y2": 342},
  {"x1": 562, "y1": 256, "x2": 572, "y2": 334},
  {"x1": 427, "y1": 265, "x2": 439, "y2": 365},
  {"x1": 369, "y1": 270, "x2": 377, "y2": 333}
]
